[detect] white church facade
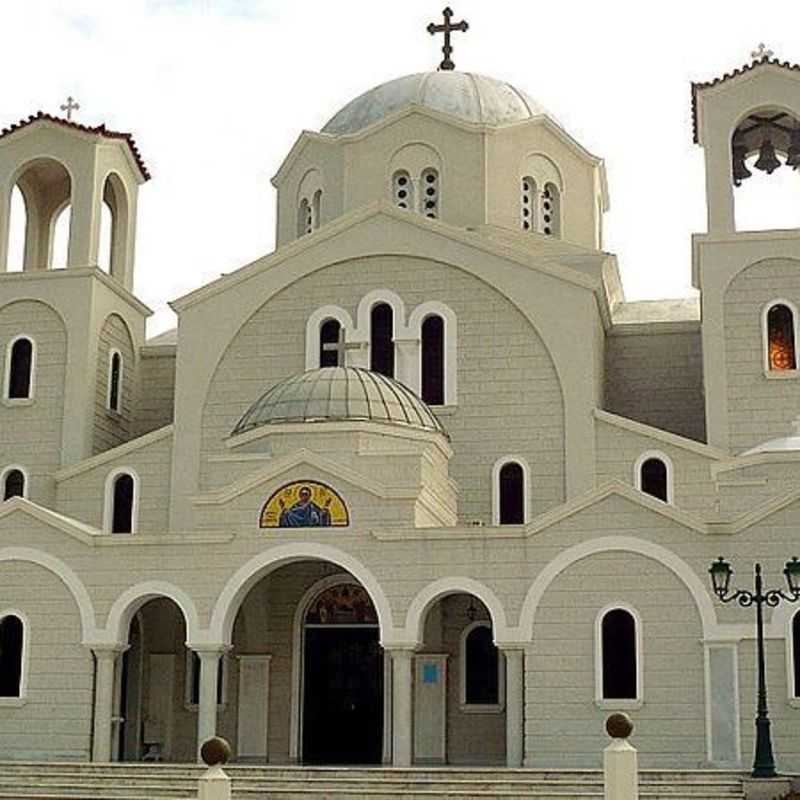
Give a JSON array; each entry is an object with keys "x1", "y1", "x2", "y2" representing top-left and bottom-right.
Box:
[{"x1": 0, "y1": 39, "x2": 800, "y2": 772}]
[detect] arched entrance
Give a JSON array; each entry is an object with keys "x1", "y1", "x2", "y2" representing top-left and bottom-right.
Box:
[{"x1": 301, "y1": 580, "x2": 383, "y2": 764}]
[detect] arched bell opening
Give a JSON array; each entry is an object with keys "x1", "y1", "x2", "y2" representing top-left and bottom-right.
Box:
[
  {"x1": 732, "y1": 107, "x2": 800, "y2": 231},
  {"x1": 5, "y1": 158, "x2": 72, "y2": 271},
  {"x1": 227, "y1": 560, "x2": 388, "y2": 765},
  {"x1": 418, "y1": 592, "x2": 506, "y2": 765}
]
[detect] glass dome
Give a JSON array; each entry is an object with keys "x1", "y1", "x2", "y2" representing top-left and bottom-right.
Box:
[{"x1": 232, "y1": 367, "x2": 446, "y2": 437}]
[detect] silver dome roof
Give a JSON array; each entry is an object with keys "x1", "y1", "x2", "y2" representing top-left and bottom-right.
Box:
[
  {"x1": 232, "y1": 367, "x2": 446, "y2": 437},
  {"x1": 322, "y1": 72, "x2": 551, "y2": 136}
]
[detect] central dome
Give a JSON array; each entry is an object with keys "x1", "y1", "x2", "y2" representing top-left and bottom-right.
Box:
[
  {"x1": 322, "y1": 72, "x2": 551, "y2": 136},
  {"x1": 232, "y1": 367, "x2": 446, "y2": 437}
]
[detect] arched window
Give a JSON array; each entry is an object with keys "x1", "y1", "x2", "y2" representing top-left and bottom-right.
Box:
[
  {"x1": 51, "y1": 206, "x2": 70, "y2": 269},
  {"x1": 420, "y1": 168, "x2": 439, "y2": 218},
  {"x1": 521, "y1": 177, "x2": 537, "y2": 231},
  {"x1": 792, "y1": 610, "x2": 800, "y2": 699},
  {"x1": 498, "y1": 461, "x2": 525, "y2": 525},
  {"x1": 597, "y1": 607, "x2": 640, "y2": 702},
  {"x1": 107, "y1": 350, "x2": 123, "y2": 413},
  {"x1": 2, "y1": 468, "x2": 26, "y2": 501},
  {"x1": 461, "y1": 621, "x2": 503, "y2": 708},
  {"x1": 5, "y1": 336, "x2": 35, "y2": 400},
  {"x1": 640, "y1": 458, "x2": 668, "y2": 502},
  {"x1": 370, "y1": 303, "x2": 394, "y2": 377},
  {"x1": 106, "y1": 471, "x2": 137, "y2": 534},
  {"x1": 766, "y1": 303, "x2": 797, "y2": 371},
  {"x1": 319, "y1": 318, "x2": 341, "y2": 368},
  {"x1": 392, "y1": 170, "x2": 413, "y2": 210},
  {"x1": 421, "y1": 315, "x2": 444, "y2": 405},
  {"x1": 7, "y1": 185, "x2": 26, "y2": 272},
  {"x1": 0, "y1": 614, "x2": 24, "y2": 698},
  {"x1": 98, "y1": 201, "x2": 113, "y2": 273},
  {"x1": 541, "y1": 183, "x2": 561, "y2": 237}
]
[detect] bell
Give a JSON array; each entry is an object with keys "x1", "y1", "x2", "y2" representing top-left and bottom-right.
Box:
[
  {"x1": 732, "y1": 144, "x2": 752, "y2": 186},
  {"x1": 754, "y1": 138, "x2": 782, "y2": 174},
  {"x1": 786, "y1": 129, "x2": 800, "y2": 169}
]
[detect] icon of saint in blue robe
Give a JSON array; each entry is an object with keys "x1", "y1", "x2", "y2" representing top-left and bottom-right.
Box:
[{"x1": 279, "y1": 487, "x2": 332, "y2": 527}]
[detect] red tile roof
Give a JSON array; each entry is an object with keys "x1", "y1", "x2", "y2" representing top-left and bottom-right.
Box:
[
  {"x1": 691, "y1": 58, "x2": 800, "y2": 143},
  {"x1": 0, "y1": 111, "x2": 151, "y2": 181}
]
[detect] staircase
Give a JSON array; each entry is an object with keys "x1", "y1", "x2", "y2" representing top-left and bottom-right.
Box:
[{"x1": 0, "y1": 763, "x2": 747, "y2": 800}]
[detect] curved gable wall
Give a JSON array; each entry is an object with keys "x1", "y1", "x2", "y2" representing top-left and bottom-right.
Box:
[{"x1": 200, "y1": 255, "x2": 565, "y2": 524}]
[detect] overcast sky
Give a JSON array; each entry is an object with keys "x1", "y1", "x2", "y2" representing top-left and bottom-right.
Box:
[{"x1": 3, "y1": 0, "x2": 799, "y2": 335}]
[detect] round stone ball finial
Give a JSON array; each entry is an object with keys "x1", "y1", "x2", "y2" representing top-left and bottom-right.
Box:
[
  {"x1": 605, "y1": 712, "x2": 634, "y2": 739},
  {"x1": 200, "y1": 736, "x2": 232, "y2": 767}
]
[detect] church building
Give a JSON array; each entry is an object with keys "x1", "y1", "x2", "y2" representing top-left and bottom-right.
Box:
[{"x1": 1, "y1": 21, "x2": 800, "y2": 773}]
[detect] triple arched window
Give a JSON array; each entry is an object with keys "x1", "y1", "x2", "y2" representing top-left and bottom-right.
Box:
[
  {"x1": 492, "y1": 457, "x2": 529, "y2": 525},
  {"x1": 107, "y1": 350, "x2": 123, "y2": 413},
  {"x1": 2, "y1": 466, "x2": 27, "y2": 501},
  {"x1": 4, "y1": 336, "x2": 35, "y2": 401},
  {"x1": 634, "y1": 451, "x2": 673, "y2": 504},
  {"x1": 0, "y1": 613, "x2": 25, "y2": 699},
  {"x1": 764, "y1": 301, "x2": 798, "y2": 372},
  {"x1": 104, "y1": 469, "x2": 138, "y2": 534},
  {"x1": 391, "y1": 168, "x2": 440, "y2": 218},
  {"x1": 596, "y1": 605, "x2": 641, "y2": 705},
  {"x1": 460, "y1": 621, "x2": 504, "y2": 710}
]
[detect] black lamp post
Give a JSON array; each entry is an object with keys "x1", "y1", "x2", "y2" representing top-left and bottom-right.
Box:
[{"x1": 708, "y1": 556, "x2": 800, "y2": 778}]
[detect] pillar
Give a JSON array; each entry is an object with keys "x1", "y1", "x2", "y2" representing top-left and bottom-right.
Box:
[
  {"x1": 503, "y1": 647, "x2": 525, "y2": 768},
  {"x1": 195, "y1": 647, "x2": 226, "y2": 762},
  {"x1": 390, "y1": 649, "x2": 414, "y2": 766},
  {"x1": 92, "y1": 647, "x2": 124, "y2": 761},
  {"x1": 0, "y1": 181, "x2": 11, "y2": 271}
]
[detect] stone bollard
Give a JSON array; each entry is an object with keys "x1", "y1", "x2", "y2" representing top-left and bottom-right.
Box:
[
  {"x1": 198, "y1": 737, "x2": 232, "y2": 800},
  {"x1": 603, "y1": 713, "x2": 638, "y2": 800}
]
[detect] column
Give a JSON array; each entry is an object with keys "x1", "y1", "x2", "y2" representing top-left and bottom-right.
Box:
[
  {"x1": 503, "y1": 647, "x2": 525, "y2": 768},
  {"x1": 195, "y1": 647, "x2": 225, "y2": 762},
  {"x1": 92, "y1": 647, "x2": 124, "y2": 761},
  {"x1": 390, "y1": 649, "x2": 414, "y2": 766}
]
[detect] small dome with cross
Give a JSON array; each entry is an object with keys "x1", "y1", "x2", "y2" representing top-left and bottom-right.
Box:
[
  {"x1": 322, "y1": 71, "x2": 553, "y2": 137},
  {"x1": 231, "y1": 367, "x2": 447, "y2": 437}
]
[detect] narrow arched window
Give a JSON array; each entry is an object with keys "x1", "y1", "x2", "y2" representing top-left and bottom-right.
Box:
[
  {"x1": 312, "y1": 190, "x2": 322, "y2": 230},
  {"x1": 393, "y1": 170, "x2": 413, "y2": 210},
  {"x1": 541, "y1": 183, "x2": 560, "y2": 237},
  {"x1": 421, "y1": 315, "x2": 444, "y2": 405},
  {"x1": 319, "y1": 318, "x2": 341, "y2": 368},
  {"x1": 7, "y1": 337, "x2": 34, "y2": 400},
  {"x1": 640, "y1": 458, "x2": 668, "y2": 502},
  {"x1": 3, "y1": 469, "x2": 25, "y2": 501},
  {"x1": 463, "y1": 623, "x2": 500, "y2": 706},
  {"x1": 370, "y1": 303, "x2": 394, "y2": 377},
  {"x1": 767, "y1": 303, "x2": 796, "y2": 371},
  {"x1": 107, "y1": 351, "x2": 122, "y2": 413},
  {"x1": 0, "y1": 615, "x2": 24, "y2": 698},
  {"x1": 499, "y1": 462, "x2": 524, "y2": 524},
  {"x1": 521, "y1": 177, "x2": 536, "y2": 231},
  {"x1": 793, "y1": 611, "x2": 800, "y2": 698},
  {"x1": 111, "y1": 472, "x2": 135, "y2": 534},
  {"x1": 421, "y1": 168, "x2": 439, "y2": 218},
  {"x1": 601, "y1": 608, "x2": 638, "y2": 700}
]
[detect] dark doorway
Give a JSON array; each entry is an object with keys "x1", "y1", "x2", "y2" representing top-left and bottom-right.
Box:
[{"x1": 302, "y1": 626, "x2": 383, "y2": 764}]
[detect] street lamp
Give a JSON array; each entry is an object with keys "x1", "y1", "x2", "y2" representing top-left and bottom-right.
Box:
[{"x1": 708, "y1": 557, "x2": 800, "y2": 778}]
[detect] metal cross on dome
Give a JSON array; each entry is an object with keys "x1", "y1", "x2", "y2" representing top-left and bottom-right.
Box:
[
  {"x1": 427, "y1": 7, "x2": 469, "y2": 71},
  {"x1": 751, "y1": 43, "x2": 774, "y2": 62},
  {"x1": 322, "y1": 327, "x2": 363, "y2": 367},
  {"x1": 60, "y1": 96, "x2": 80, "y2": 121}
]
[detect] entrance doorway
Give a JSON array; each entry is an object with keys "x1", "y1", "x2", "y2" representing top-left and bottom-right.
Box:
[{"x1": 301, "y1": 582, "x2": 383, "y2": 764}]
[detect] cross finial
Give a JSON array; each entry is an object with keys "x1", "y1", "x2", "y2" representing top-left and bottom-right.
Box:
[
  {"x1": 322, "y1": 327, "x2": 364, "y2": 367},
  {"x1": 751, "y1": 43, "x2": 774, "y2": 63},
  {"x1": 427, "y1": 7, "x2": 469, "y2": 71},
  {"x1": 60, "y1": 96, "x2": 80, "y2": 121}
]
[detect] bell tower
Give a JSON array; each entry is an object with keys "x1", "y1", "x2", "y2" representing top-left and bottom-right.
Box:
[
  {"x1": 692, "y1": 49, "x2": 800, "y2": 453},
  {"x1": 0, "y1": 111, "x2": 151, "y2": 491}
]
